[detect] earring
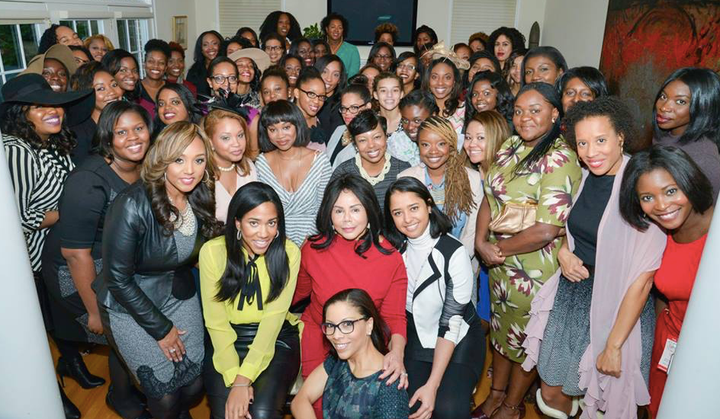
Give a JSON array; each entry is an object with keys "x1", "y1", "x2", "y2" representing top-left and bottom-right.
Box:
[
  {"x1": 236, "y1": 230, "x2": 242, "y2": 241},
  {"x1": 275, "y1": 231, "x2": 279, "y2": 239},
  {"x1": 163, "y1": 172, "x2": 167, "y2": 182},
  {"x1": 552, "y1": 118, "x2": 557, "y2": 123}
]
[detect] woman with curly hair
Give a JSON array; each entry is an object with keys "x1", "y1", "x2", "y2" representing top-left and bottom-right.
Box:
[
  {"x1": 38, "y1": 24, "x2": 82, "y2": 54},
  {"x1": 94, "y1": 121, "x2": 221, "y2": 419},
  {"x1": 260, "y1": 11, "x2": 302, "y2": 50},
  {"x1": 375, "y1": 22, "x2": 399, "y2": 45},
  {"x1": 1, "y1": 73, "x2": 94, "y2": 418},
  {"x1": 465, "y1": 70, "x2": 515, "y2": 129},
  {"x1": 487, "y1": 27, "x2": 526, "y2": 71},
  {"x1": 322, "y1": 12, "x2": 360, "y2": 77}
]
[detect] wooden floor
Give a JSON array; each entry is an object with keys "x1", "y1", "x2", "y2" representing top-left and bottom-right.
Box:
[{"x1": 51, "y1": 337, "x2": 542, "y2": 419}]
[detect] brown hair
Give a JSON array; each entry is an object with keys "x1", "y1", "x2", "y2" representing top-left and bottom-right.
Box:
[
  {"x1": 202, "y1": 109, "x2": 251, "y2": 176},
  {"x1": 464, "y1": 110, "x2": 509, "y2": 173},
  {"x1": 418, "y1": 116, "x2": 475, "y2": 221},
  {"x1": 83, "y1": 34, "x2": 115, "y2": 51},
  {"x1": 374, "y1": 23, "x2": 399, "y2": 43},
  {"x1": 141, "y1": 121, "x2": 220, "y2": 237}
]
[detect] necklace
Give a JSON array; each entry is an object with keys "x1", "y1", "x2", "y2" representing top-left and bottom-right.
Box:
[
  {"x1": 217, "y1": 163, "x2": 236, "y2": 172},
  {"x1": 356, "y1": 152, "x2": 391, "y2": 186},
  {"x1": 167, "y1": 194, "x2": 196, "y2": 237}
]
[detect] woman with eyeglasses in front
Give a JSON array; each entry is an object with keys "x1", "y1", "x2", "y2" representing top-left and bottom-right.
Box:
[
  {"x1": 206, "y1": 57, "x2": 240, "y2": 99},
  {"x1": 292, "y1": 288, "x2": 410, "y2": 419},
  {"x1": 326, "y1": 83, "x2": 373, "y2": 169},
  {"x1": 293, "y1": 67, "x2": 329, "y2": 152},
  {"x1": 368, "y1": 42, "x2": 396, "y2": 73}
]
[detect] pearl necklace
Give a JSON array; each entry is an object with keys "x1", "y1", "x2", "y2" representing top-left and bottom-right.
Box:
[
  {"x1": 168, "y1": 195, "x2": 196, "y2": 237},
  {"x1": 217, "y1": 163, "x2": 236, "y2": 172}
]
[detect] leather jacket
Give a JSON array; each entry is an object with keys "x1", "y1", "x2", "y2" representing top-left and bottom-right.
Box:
[{"x1": 93, "y1": 181, "x2": 206, "y2": 340}]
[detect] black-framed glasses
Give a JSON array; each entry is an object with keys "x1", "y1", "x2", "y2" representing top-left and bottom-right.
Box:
[
  {"x1": 299, "y1": 88, "x2": 327, "y2": 102},
  {"x1": 321, "y1": 317, "x2": 368, "y2": 335},
  {"x1": 211, "y1": 74, "x2": 238, "y2": 84},
  {"x1": 339, "y1": 102, "x2": 368, "y2": 115}
]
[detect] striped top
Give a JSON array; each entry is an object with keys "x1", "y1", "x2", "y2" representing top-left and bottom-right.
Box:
[
  {"x1": 256, "y1": 150, "x2": 331, "y2": 246},
  {"x1": 3, "y1": 134, "x2": 74, "y2": 271}
]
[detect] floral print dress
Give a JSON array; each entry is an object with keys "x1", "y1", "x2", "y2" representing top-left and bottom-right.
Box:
[{"x1": 484, "y1": 135, "x2": 581, "y2": 363}]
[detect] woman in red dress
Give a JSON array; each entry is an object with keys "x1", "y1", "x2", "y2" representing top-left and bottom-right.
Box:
[
  {"x1": 620, "y1": 145, "x2": 714, "y2": 417},
  {"x1": 293, "y1": 174, "x2": 409, "y2": 390}
]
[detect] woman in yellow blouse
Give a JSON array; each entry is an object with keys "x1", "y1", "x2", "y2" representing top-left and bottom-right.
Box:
[{"x1": 199, "y1": 181, "x2": 302, "y2": 419}]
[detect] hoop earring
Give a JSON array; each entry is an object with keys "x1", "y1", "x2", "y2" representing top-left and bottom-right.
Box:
[
  {"x1": 203, "y1": 169, "x2": 210, "y2": 183},
  {"x1": 236, "y1": 230, "x2": 242, "y2": 241},
  {"x1": 275, "y1": 231, "x2": 279, "y2": 239}
]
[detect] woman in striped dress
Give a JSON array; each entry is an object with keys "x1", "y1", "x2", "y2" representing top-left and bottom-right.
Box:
[
  {"x1": 255, "y1": 100, "x2": 331, "y2": 246},
  {"x1": 0, "y1": 73, "x2": 95, "y2": 418}
]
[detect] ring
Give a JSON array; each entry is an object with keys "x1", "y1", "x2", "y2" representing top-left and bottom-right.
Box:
[
  {"x1": 169, "y1": 348, "x2": 176, "y2": 353},
  {"x1": 401, "y1": 372, "x2": 408, "y2": 376}
]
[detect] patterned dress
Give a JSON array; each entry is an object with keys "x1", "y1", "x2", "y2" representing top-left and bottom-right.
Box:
[{"x1": 484, "y1": 135, "x2": 581, "y2": 363}]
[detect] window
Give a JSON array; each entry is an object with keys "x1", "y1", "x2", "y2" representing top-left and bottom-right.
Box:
[
  {"x1": 218, "y1": 0, "x2": 281, "y2": 38},
  {"x1": 450, "y1": 0, "x2": 517, "y2": 45},
  {"x1": 59, "y1": 19, "x2": 104, "y2": 39},
  {"x1": 117, "y1": 18, "x2": 152, "y2": 77},
  {"x1": 0, "y1": 23, "x2": 42, "y2": 88}
]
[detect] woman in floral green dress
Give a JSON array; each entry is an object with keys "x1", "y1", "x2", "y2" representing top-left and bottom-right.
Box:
[{"x1": 473, "y1": 82, "x2": 581, "y2": 419}]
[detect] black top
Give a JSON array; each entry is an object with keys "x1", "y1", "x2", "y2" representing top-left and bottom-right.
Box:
[
  {"x1": 92, "y1": 181, "x2": 206, "y2": 340},
  {"x1": 42, "y1": 155, "x2": 130, "y2": 282},
  {"x1": 69, "y1": 117, "x2": 97, "y2": 166},
  {"x1": 186, "y1": 61, "x2": 211, "y2": 98},
  {"x1": 567, "y1": 173, "x2": 615, "y2": 266},
  {"x1": 331, "y1": 156, "x2": 410, "y2": 212},
  {"x1": 317, "y1": 93, "x2": 344, "y2": 142}
]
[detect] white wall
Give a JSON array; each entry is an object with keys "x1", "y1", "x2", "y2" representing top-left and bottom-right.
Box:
[
  {"x1": 515, "y1": 0, "x2": 546, "y2": 46},
  {"x1": 153, "y1": 0, "x2": 197, "y2": 69},
  {"x1": 541, "y1": 0, "x2": 609, "y2": 67}
]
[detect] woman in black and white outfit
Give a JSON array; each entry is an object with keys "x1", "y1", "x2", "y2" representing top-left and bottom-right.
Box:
[{"x1": 384, "y1": 177, "x2": 485, "y2": 419}]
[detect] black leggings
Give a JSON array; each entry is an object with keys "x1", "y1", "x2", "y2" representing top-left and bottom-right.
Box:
[
  {"x1": 204, "y1": 332, "x2": 300, "y2": 419},
  {"x1": 406, "y1": 359, "x2": 480, "y2": 419}
]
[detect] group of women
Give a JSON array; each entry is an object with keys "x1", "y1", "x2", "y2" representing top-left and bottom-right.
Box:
[{"x1": 1, "y1": 10, "x2": 718, "y2": 419}]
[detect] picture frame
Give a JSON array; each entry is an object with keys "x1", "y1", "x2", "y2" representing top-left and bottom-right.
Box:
[{"x1": 172, "y1": 16, "x2": 188, "y2": 49}]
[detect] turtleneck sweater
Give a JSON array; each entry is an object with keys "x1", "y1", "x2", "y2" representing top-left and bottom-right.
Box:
[{"x1": 403, "y1": 223, "x2": 438, "y2": 312}]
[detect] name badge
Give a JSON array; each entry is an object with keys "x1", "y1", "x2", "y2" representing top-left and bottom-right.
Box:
[{"x1": 656, "y1": 338, "x2": 677, "y2": 374}]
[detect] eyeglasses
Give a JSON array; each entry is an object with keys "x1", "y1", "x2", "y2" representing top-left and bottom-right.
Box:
[
  {"x1": 211, "y1": 75, "x2": 238, "y2": 84},
  {"x1": 339, "y1": 103, "x2": 368, "y2": 114},
  {"x1": 321, "y1": 317, "x2": 368, "y2": 335},
  {"x1": 299, "y1": 88, "x2": 327, "y2": 102},
  {"x1": 265, "y1": 45, "x2": 284, "y2": 52},
  {"x1": 401, "y1": 117, "x2": 425, "y2": 126},
  {"x1": 375, "y1": 54, "x2": 393, "y2": 61},
  {"x1": 397, "y1": 63, "x2": 416, "y2": 71}
]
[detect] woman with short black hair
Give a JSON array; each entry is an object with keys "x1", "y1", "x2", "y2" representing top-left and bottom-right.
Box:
[
  {"x1": 154, "y1": 83, "x2": 201, "y2": 138},
  {"x1": 138, "y1": 39, "x2": 172, "y2": 118},
  {"x1": 321, "y1": 12, "x2": 360, "y2": 77},
  {"x1": 465, "y1": 70, "x2": 515, "y2": 128},
  {"x1": 555, "y1": 66, "x2": 609, "y2": 113},
  {"x1": 522, "y1": 46, "x2": 568, "y2": 86},
  {"x1": 290, "y1": 37, "x2": 315, "y2": 67},
  {"x1": 200, "y1": 181, "x2": 301, "y2": 419},
  {"x1": 255, "y1": 100, "x2": 332, "y2": 246},
  {"x1": 413, "y1": 25, "x2": 438, "y2": 56}
]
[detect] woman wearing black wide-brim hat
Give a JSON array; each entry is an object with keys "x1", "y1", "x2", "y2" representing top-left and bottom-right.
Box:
[{"x1": 0, "y1": 73, "x2": 94, "y2": 419}]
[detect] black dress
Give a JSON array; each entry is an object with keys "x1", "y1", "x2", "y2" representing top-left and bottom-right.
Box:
[
  {"x1": 68, "y1": 117, "x2": 97, "y2": 166},
  {"x1": 41, "y1": 155, "x2": 130, "y2": 343}
]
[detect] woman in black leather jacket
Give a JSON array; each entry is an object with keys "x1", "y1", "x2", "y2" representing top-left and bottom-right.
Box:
[{"x1": 94, "y1": 121, "x2": 221, "y2": 419}]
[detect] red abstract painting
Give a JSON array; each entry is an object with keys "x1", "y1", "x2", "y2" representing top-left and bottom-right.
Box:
[{"x1": 599, "y1": 0, "x2": 720, "y2": 143}]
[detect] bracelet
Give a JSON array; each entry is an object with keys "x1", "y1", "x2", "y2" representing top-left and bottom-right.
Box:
[{"x1": 231, "y1": 383, "x2": 251, "y2": 388}]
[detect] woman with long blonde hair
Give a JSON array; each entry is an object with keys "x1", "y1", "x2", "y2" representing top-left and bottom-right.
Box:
[
  {"x1": 203, "y1": 109, "x2": 258, "y2": 224},
  {"x1": 399, "y1": 116, "x2": 483, "y2": 268},
  {"x1": 94, "y1": 121, "x2": 221, "y2": 419}
]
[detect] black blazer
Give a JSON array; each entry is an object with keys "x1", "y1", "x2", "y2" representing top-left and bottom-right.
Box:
[{"x1": 93, "y1": 181, "x2": 205, "y2": 340}]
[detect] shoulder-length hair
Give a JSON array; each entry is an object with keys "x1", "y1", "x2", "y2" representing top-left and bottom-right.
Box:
[
  {"x1": 620, "y1": 145, "x2": 713, "y2": 231},
  {"x1": 652, "y1": 67, "x2": 720, "y2": 148},
  {"x1": 383, "y1": 177, "x2": 453, "y2": 252},
  {"x1": 413, "y1": 25, "x2": 438, "y2": 55},
  {"x1": 422, "y1": 58, "x2": 463, "y2": 118},
  {"x1": 465, "y1": 70, "x2": 515, "y2": 125},
  {"x1": 463, "y1": 110, "x2": 511, "y2": 173},
  {"x1": 323, "y1": 288, "x2": 391, "y2": 357},
  {"x1": 309, "y1": 173, "x2": 393, "y2": 256},
  {"x1": 70, "y1": 61, "x2": 110, "y2": 91},
  {"x1": 94, "y1": 101, "x2": 152, "y2": 160},
  {"x1": 215, "y1": 181, "x2": 290, "y2": 304},
  {"x1": 487, "y1": 27, "x2": 526, "y2": 56},
  {"x1": 521, "y1": 46, "x2": 568, "y2": 87},
  {"x1": 203, "y1": 108, "x2": 251, "y2": 176},
  {"x1": 101, "y1": 49, "x2": 140, "y2": 99},
  {"x1": 368, "y1": 42, "x2": 396, "y2": 67},
  {"x1": 220, "y1": 36, "x2": 253, "y2": 57},
  {"x1": 235, "y1": 27, "x2": 259, "y2": 47},
  {"x1": 153, "y1": 83, "x2": 201, "y2": 135},
  {"x1": 83, "y1": 34, "x2": 115, "y2": 52},
  {"x1": 258, "y1": 100, "x2": 310, "y2": 152},
  {"x1": 321, "y1": 13, "x2": 349, "y2": 39},
  {"x1": 556, "y1": 66, "x2": 609, "y2": 102},
  {"x1": 140, "y1": 121, "x2": 219, "y2": 238},
  {"x1": 0, "y1": 103, "x2": 76, "y2": 155},
  {"x1": 260, "y1": 11, "x2": 302, "y2": 42},
  {"x1": 512, "y1": 82, "x2": 564, "y2": 176}
]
